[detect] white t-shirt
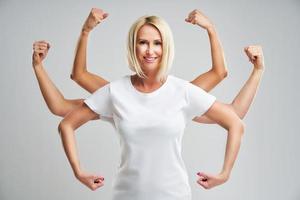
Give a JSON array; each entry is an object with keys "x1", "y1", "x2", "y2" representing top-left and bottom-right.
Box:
[{"x1": 84, "y1": 74, "x2": 216, "y2": 200}]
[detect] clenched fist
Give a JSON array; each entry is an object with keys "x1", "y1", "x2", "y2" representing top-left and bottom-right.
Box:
[
  {"x1": 82, "y1": 8, "x2": 109, "y2": 33},
  {"x1": 32, "y1": 40, "x2": 50, "y2": 67},
  {"x1": 185, "y1": 9, "x2": 214, "y2": 30},
  {"x1": 196, "y1": 171, "x2": 228, "y2": 190},
  {"x1": 244, "y1": 45, "x2": 264, "y2": 70},
  {"x1": 76, "y1": 170, "x2": 105, "y2": 191}
]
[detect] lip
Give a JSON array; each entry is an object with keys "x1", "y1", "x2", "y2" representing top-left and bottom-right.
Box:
[{"x1": 144, "y1": 56, "x2": 157, "y2": 63}]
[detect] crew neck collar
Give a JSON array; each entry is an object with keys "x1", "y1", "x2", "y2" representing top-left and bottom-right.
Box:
[{"x1": 127, "y1": 75, "x2": 170, "y2": 97}]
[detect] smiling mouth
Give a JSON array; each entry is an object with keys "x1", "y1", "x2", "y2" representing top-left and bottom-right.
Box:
[{"x1": 144, "y1": 57, "x2": 157, "y2": 63}]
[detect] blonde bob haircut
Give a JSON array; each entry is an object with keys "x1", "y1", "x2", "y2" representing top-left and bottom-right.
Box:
[{"x1": 126, "y1": 15, "x2": 175, "y2": 82}]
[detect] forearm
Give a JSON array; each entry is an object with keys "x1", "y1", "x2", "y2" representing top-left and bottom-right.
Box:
[
  {"x1": 207, "y1": 26, "x2": 228, "y2": 78},
  {"x1": 190, "y1": 26, "x2": 227, "y2": 92},
  {"x1": 71, "y1": 30, "x2": 109, "y2": 93},
  {"x1": 231, "y1": 68, "x2": 264, "y2": 119},
  {"x1": 33, "y1": 63, "x2": 66, "y2": 116},
  {"x1": 221, "y1": 122, "x2": 244, "y2": 179},
  {"x1": 58, "y1": 122, "x2": 82, "y2": 177},
  {"x1": 71, "y1": 30, "x2": 89, "y2": 80}
]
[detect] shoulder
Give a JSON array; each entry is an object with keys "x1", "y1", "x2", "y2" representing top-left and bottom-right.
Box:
[
  {"x1": 108, "y1": 75, "x2": 129, "y2": 88},
  {"x1": 108, "y1": 75, "x2": 132, "y2": 97},
  {"x1": 169, "y1": 75, "x2": 215, "y2": 99},
  {"x1": 167, "y1": 75, "x2": 191, "y2": 92},
  {"x1": 168, "y1": 75, "x2": 189, "y2": 86},
  {"x1": 90, "y1": 76, "x2": 127, "y2": 96}
]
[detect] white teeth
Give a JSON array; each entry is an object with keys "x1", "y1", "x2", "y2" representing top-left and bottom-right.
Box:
[{"x1": 144, "y1": 57, "x2": 156, "y2": 61}]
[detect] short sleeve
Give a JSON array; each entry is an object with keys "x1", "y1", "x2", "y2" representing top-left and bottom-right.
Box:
[
  {"x1": 84, "y1": 84, "x2": 113, "y2": 119},
  {"x1": 183, "y1": 82, "x2": 216, "y2": 121}
]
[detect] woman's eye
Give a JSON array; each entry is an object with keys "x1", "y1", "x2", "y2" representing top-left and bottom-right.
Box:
[
  {"x1": 155, "y1": 42, "x2": 162, "y2": 45},
  {"x1": 139, "y1": 41, "x2": 146, "y2": 44}
]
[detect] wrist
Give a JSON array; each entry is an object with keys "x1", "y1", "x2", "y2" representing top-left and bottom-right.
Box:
[
  {"x1": 219, "y1": 170, "x2": 230, "y2": 181},
  {"x1": 253, "y1": 67, "x2": 264, "y2": 74},
  {"x1": 74, "y1": 168, "x2": 83, "y2": 179},
  {"x1": 81, "y1": 28, "x2": 90, "y2": 36},
  {"x1": 33, "y1": 63, "x2": 43, "y2": 69},
  {"x1": 206, "y1": 25, "x2": 216, "y2": 34},
  {"x1": 72, "y1": 162, "x2": 83, "y2": 178}
]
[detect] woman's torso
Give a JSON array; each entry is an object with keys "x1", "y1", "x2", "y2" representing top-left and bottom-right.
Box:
[{"x1": 109, "y1": 75, "x2": 192, "y2": 200}]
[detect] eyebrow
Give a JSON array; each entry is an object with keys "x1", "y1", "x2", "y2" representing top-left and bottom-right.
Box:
[{"x1": 138, "y1": 38, "x2": 162, "y2": 42}]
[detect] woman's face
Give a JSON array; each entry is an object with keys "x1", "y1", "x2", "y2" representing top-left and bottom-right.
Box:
[{"x1": 136, "y1": 24, "x2": 163, "y2": 74}]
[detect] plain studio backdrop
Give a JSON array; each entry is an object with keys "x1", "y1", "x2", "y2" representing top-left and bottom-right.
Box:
[{"x1": 0, "y1": 0, "x2": 299, "y2": 199}]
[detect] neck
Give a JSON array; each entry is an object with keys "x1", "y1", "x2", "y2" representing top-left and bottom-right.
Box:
[{"x1": 132, "y1": 73, "x2": 167, "y2": 90}]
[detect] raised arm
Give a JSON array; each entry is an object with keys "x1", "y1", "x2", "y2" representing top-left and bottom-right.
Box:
[
  {"x1": 231, "y1": 45, "x2": 264, "y2": 118},
  {"x1": 58, "y1": 103, "x2": 104, "y2": 191},
  {"x1": 195, "y1": 101, "x2": 244, "y2": 190},
  {"x1": 194, "y1": 45, "x2": 264, "y2": 124},
  {"x1": 32, "y1": 41, "x2": 85, "y2": 117},
  {"x1": 185, "y1": 9, "x2": 228, "y2": 92},
  {"x1": 71, "y1": 8, "x2": 110, "y2": 93}
]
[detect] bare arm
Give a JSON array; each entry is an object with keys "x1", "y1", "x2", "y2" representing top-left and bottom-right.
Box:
[
  {"x1": 231, "y1": 45, "x2": 264, "y2": 118},
  {"x1": 58, "y1": 103, "x2": 104, "y2": 191},
  {"x1": 194, "y1": 101, "x2": 244, "y2": 190},
  {"x1": 185, "y1": 9, "x2": 228, "y2": 92},
  {"x1": 32, "y1": 41, "x2": 84, "y2": 117},
  {"x1": 71, "y1": 8, "x2": 109, "y2": 93},
  {"x1": 194, "y1": 45, "x2": 264, "y2": 124},
  {"x1": 230, "y1": 67, "x2": 263, "y2": 118}
]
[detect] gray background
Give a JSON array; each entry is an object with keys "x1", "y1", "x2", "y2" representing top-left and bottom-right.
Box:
[{"x1": 1, "y1": 0, "x2": 299, "y2": 199}]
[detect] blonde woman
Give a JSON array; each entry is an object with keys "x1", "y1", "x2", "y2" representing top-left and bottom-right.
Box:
[{"x1": 32, "y1": 8, "x2": 264, "y2": 199}]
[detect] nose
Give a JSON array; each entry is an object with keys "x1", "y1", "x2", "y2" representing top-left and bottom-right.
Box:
[{"x1": 146, "y1": 44, "x2": 154, "y2": 55}]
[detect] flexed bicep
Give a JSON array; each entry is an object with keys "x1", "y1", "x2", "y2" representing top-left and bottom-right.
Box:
[
  {"x1": 71, "y1": 8, "x2": 110, "y2": 94},
  {"x1": 186, "y1": 9, "x2": 227, "y2": 92},
  {"x1": 190, "y1": 70, "x2": 225, "y2": 92},
  {"x1": 193, "y1": 45, "x2": 264, "y2": 124},
  {"x1": 71, "y1": 71, "x2": 110, "y2": 94}
]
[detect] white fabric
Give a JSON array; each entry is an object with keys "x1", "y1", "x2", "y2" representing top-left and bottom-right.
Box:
[{"x1": 84, "y1": 75, "x2": 216, "y2": 200}]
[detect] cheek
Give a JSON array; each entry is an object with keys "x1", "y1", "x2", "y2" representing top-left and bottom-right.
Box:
[
  {"x1": 155, "y1": 46, "x2": 163, "y2": 56},
  {"x1": 136, "y1": 45, "x2": 147, "y2": 56}
]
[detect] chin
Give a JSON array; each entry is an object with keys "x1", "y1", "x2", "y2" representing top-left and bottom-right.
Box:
[{"x1": 142, "y1": 64, "x2": 159, "y2": 71}]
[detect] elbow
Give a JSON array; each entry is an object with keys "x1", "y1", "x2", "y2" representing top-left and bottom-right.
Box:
[
  {"x1": 70, "y1": 73, "x2": 80, "y2": 83},
  {"x1": 57, "y1": 122, "x2": 63, "y2": 136},
  {"x1": 237, "y1": 119, "x2": 245, "y2": 136},
  {"x1": 213, "y1": 68, "x2": 228, "y2": 81},
  {"x1": 57, "y1": 121, "x2": 65, "y2": 136},
  {"x1": 227, "y1": 119, "x2": 245, "y2": 137},
  {"x1": 222, "y1": 69, "x2": 228, "y2": 78},
  {"x1": 57, "y1": 120, "x2": 71, "y2": 136},
  {"x1": 218, "y1": 68, "x2": 228, "y2": 79},
  {"x1": 70, "y1": 70, "x2": 86, "y2": 84}
]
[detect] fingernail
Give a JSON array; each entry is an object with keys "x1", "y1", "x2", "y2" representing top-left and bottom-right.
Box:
[{"x1": 101, "y1": 177, "x2": 104, "y2": 181}]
